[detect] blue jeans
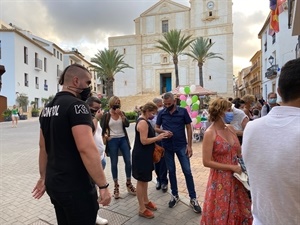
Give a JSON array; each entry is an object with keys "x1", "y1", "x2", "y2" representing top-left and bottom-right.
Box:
[
  {"x1": 107, "y1": 136, "x2": 132, "y2": 181},
  {"x1": 164, "y1": 145, "x2": 196, "y2": 199},
  {"x1": 154, "y1": 155, "x2": 168, "y2": 185},
  {"x1": 101, "y1": 157, "x2": 106, "y2": 170},
  {"x1": 46, "y1": 187, "x2": 98, "y2": 225}
]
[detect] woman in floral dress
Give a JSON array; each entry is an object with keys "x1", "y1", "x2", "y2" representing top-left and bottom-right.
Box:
[{"x1": 201, "y1": 98, "x2": 252, "y2": 225}]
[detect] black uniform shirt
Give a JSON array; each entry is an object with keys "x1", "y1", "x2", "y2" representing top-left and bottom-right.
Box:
[{"x1": 40, "y1": 91, "x2": 94, "y2": 192}]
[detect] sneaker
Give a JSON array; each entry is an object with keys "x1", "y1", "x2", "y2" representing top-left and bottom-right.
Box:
[
  {"x1": 168, "y1": 195, "x2": 179, "y2": 208},
  {"x1": 161, "y1": 183, "x2": 168, "y2": 193},
  {"x1": 190, "y1": 198, "x2": 202, "y2": 213},
  {"x1": 96, "y1": 215, "x2": 108, "y2": 225}
]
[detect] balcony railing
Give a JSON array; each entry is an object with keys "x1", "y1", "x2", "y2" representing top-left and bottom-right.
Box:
[
  {"x1": 265, "y1": 65, "x2": 278, "y2": 79},
  {"x1": 250, "y1": 62, "x2": 260, "y2": 71},
  {"x1": 250, "y1": 76, "x2": 259, "y2": 84},
  {"x1": 35, "y1": 58, "x2": 42, "y2": 70}
]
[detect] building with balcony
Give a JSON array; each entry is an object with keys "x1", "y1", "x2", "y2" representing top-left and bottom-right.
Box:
[
  {"x1": 236, "y1": 66, "x2": 251, "y2": 98},
  {"x1": 0, "y1": 21, "x2": 64, "y2": 108},
  {"x1": 0, "y1": 21, "x2": 99, "y2": 109},
  {"x1": 258, "y1": 4, "x2": 298, "y2": 101},
  {"x1": 109, "y1": 0, "x2": 234, "y2": 98},
  {"x1": 288, "y1": 0, "x2": 300, "y2": 58},
  {"x1": 249, "y1": 50, "x2": 262, "y2": 99}
]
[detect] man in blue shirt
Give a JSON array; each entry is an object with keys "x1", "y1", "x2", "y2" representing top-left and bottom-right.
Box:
[{"x1": 155, "y1": 92, "x2": 201, "y2": 213}]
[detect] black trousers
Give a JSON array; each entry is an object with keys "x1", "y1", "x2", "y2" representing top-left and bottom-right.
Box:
[{"x1": 46, "y1": 187, "x2": 99, "y2": 225}]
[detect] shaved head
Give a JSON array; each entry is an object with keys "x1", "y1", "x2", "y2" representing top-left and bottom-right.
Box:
[{"x1": 59, "y1": 64, "x2": 90, "y2": 85}]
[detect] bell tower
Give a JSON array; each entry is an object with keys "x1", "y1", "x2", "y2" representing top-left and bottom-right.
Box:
[{"x1": 189, "y1": 0, "x2": 233, "y2": 96}]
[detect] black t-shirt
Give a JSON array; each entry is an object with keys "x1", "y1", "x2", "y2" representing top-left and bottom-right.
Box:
[{"x1": 40, "y1": 92, "x2": 94, "y2": 192}]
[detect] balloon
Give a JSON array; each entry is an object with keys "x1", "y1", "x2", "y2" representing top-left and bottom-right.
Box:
[
  {"x1": 192, "y1": 95, "x2": 198, "y2": 103},
  {"x1": 185, "y1": 106, "x2": 191, "y2": 113},
  {"x1": 190, "y1": 84, "x2": 196, "y2": 92},
  {"x1": 179, "y1": 95, "x2": 186, "y2": 101},
  {"x1": 191, "y1": 111, "x2": 198, "y2": 118},
  {"x1": 192, "y1": 103, "x2": 199, "y2": 111},
  {"x1": 180, "y1": 100, "x2": 187, "y2": 107},
  {"x1": 194, "y1": 123, "x2": 202, "y2": 129},
  {"x1": 179, "y1": 87, "x2": 185, "y2": 94},
  {"x1": 184, "y1": 86, "x2": 190, "y2": 94},
  {"x1": 186, "y1": 97, "x2": 192, "y2": 106},
  {"x1": 196, "y1": 100, "x2": 200, "y2": 105},
  {"x1": 196, "y1": 115, "x2": 201, "y2": 123},
  {"x1": 192, "y1": 118, "x2": 197, "y2": 125}
]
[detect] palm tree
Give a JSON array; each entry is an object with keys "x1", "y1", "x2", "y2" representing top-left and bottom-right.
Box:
[
  {"x1": 91, "y1": 49, "x2": 133, "y2": 98},
  {"x1": 155, "y1": 29, "x2": 194, "y2": 87},
  {"x1": 185, "y1": 37, "x2": 224, "y2": 87}
]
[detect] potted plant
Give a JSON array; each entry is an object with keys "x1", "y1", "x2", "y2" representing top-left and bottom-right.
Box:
[
  {"x1": 31, "y1": 107, "x2": 40, "y2": 117},
  {"x1": 2, "y1": 108, "x2": 12, "y2": 121},
  {"x1": 30, "y1": 100, "x2": 40, "y2": 117}
]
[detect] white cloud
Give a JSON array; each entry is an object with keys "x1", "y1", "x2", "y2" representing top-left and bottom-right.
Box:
[{"x1": 1, "y1": 0, "x2": 270, "y2": 75}]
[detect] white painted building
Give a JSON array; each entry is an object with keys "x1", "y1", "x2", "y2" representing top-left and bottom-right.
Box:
[
  {"x1": 109, "y1": 0, "x2": 233, "y2": 98},
  {"x1": 258, "y1": 5, "x2": 298, "y2": 102},
  {"x1": 0, "y1": 21, "x2": 97, "y2": 110}
]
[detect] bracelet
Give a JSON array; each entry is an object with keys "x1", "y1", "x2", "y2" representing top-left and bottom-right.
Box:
[{"x1": 98, "y1": 183, "x2": 109, "y2": 189}]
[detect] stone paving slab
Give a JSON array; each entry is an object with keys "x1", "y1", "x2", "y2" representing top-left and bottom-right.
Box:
[{"x1": 0, "y1": 119, "x2": 207, "y2": 224}]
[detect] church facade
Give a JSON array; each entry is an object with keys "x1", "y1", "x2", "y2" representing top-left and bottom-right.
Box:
[{"x1": 109, "y1": 0, "x2": 233, "y2": 97}]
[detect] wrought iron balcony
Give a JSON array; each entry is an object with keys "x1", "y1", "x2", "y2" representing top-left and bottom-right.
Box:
[{"x1": 265, "y1": 65, "x2": 278, "y2": 79}]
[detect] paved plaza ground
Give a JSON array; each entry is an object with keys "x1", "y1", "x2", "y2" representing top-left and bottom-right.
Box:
[{"x1": 0, "y1": 118, "x2": 209, "y2": 225}]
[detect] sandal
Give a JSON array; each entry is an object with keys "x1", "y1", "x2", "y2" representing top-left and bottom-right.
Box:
[
  {"x1": 114, "y1": 184, "x2": 120, "y2": 199},
  {"x1": 145, "y1": 201, "x2": 157, "y2": 211},
  {"x1": 139, "y1": 209, "x2": 154, "y2": 219},
  {"x1": 126, "y1": 182, "x2": 136, "y2": 195}
]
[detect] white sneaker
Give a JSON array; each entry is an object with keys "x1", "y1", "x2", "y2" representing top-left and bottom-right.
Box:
[{"x1": 96, "y1": 215, "x2": 108, "y2": 225}]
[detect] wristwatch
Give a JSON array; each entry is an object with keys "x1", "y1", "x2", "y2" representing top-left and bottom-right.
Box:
[{"x1": 98, "y1": 183, "x2": 109, "y2": 189}]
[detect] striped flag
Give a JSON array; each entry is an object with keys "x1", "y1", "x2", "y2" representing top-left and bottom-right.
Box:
[
  {"x1": 270, "y1": 6, "x2": 279, "y2": 33},
  {"x1": 268, "y1": 0, "x2": 286, "y2": 35}
]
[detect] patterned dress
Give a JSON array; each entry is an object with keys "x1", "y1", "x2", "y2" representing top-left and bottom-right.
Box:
[{"x1": 200, "y1": 130, "x2": 253, "y2": 225}]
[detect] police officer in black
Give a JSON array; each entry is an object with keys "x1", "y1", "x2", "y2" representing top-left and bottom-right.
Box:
[{"x1": 32, "y1": 64, "x2": 111, "y2": 225}]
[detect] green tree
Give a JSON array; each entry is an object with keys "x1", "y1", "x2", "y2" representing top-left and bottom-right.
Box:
[
  {"x1": 90, "y1": 49, "x2": 133, "y2": 98},
  {"x1": 16, "y1": 93, "x2": 29, "y2": 113},
  {"x1": 42, "y1": 95, "x2": 55, "y2": 107},
  {"x1": 155, "y1": 29, "x2": 194, "y2": 87},
  {"x1": 185, "y1": 37, "x2": 223, "y2": 87}
]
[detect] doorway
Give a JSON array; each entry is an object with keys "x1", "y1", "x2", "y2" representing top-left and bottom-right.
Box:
[{"x1": 160, "y1": 73, "x2": 171, "y2": 94}]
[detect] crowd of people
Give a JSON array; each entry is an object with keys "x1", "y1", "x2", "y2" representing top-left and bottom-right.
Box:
[{"x1": 32, "y1": 58, "x2": 299, "y2": 225}]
